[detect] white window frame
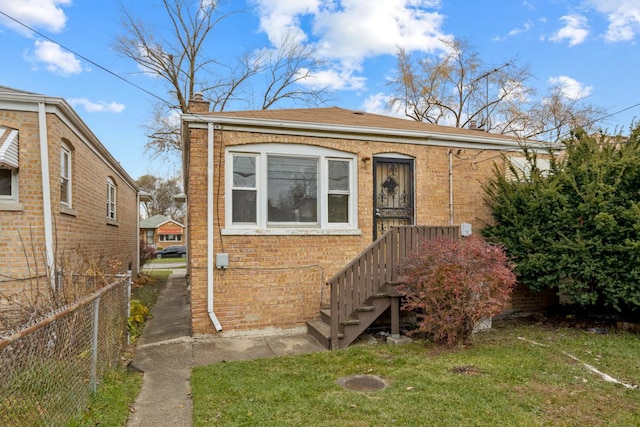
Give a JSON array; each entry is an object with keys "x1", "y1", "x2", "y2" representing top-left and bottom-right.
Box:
[
  {"x1": 107, "y1": 177, "x2": 116, "y2": 221},
  {"x1": 224, "y1": 144, "x2": 359, "y2": 235},
  {"x1": 0, "y1": 167, "x2": 18, "y2": 202},
  {"x1": 507, "y1": 156, "x2": 551, "y2": 181},
  {"x1": 60, "y1": 142, "x2": 72, "y2": 207},
  {"x1": 159, "y1": 234, "x2": 183, "y2": 242}
]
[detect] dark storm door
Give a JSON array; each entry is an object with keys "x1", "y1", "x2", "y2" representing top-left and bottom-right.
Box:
[{"x1": 373, "y1": 157, "x2": 415, "y2": 239}]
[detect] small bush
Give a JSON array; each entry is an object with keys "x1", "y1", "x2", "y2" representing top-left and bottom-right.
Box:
[
  {"x1": 397, "y1": 235, "x2": 516, "y2": 347},
  {"x1": 139, "y1": 241, "x2": 157, "y2": 266},
  {"x1": 127, "y1": 300, "x2": 151, "y2": 339}
]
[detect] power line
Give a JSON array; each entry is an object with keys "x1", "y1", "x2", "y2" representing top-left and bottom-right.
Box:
[
  {"x1": 0, "y1": 10, "x2": 170, "y2": 105},
  {"x1": 2, "y1": 8, "x2": 640, "y2": 143}
]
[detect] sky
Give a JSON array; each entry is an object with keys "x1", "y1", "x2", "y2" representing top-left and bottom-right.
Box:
[{"x1": 0, "y1": 0, "x2": 639, "y2": 181}]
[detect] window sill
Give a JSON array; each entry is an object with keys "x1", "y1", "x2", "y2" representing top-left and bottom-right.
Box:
[
  {"x1": 60, "y1": 205, "x2": 77, "y2": 217},
  {"x1": 0, "y1": 201, "x2": 23, "y2": 211},
  {"x1": 107, "y1": 218, "x2": 118, "y2": 226},
  {"x1": 221, "y1": 228, "x2": 362, "y2": 236}
]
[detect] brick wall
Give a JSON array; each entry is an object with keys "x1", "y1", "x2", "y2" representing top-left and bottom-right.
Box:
[
  {"x1": 187, "y1": 125, "x2": 516, "y2": 334},
  {"x1": 507, "y1": 285, "x2": 559, "y2": 314},
  {"x1": 0, "y1": 107, "x2": 138, "y2": 300}
]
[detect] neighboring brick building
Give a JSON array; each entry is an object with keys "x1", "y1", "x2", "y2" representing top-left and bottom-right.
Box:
[
  {"x1": 182, "y1": 96, "x2": 554, "y2": 336},
  {"x1": 0, "y1": 87, "x2": 139, "y2": 304},
  {"x1": 139, "y1": 214, "x2": 185, "y2": 248}
]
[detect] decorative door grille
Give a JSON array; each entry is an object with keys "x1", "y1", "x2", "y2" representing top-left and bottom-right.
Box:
[{"x1": 373, "y1": 157, "x2": 414, "y2": 239}]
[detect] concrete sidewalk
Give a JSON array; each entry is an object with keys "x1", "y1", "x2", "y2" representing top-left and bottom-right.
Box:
[{"x1": 126, "y1": 271, "x2": 325, "y2": 427}]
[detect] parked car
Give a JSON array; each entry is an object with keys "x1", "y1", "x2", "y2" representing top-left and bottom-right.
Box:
[{"x1": 156, "y1": 245, "x2": 186, "y2": 259}]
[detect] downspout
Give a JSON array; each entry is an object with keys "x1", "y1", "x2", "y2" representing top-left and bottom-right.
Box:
[
  {"x1": 208, "y1": 122, "x2": 223, "y2": 331},
  {"x1": 448, "y1": 149, "x2": 454, "y2": 225},
  {"x1": 38, "y1": 102, "x2": 55, "y2": 287}
]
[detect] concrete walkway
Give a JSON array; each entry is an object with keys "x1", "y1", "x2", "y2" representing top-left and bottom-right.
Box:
[{"x1": 126, "y1": 271, "x2": 326, "y2": 427}]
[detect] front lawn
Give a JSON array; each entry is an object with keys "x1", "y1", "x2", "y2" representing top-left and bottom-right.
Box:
[
  {"x1": 145, "y1": 258, "x2": 187, "y2": 265},
  {"x1": 192, "y1": 323, "x2": 640, "y2": 426}
]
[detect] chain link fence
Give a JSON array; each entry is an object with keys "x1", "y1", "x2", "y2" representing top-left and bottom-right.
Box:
[{"x1": 0, "y1": 273, "x2": 131, "y2": 426}]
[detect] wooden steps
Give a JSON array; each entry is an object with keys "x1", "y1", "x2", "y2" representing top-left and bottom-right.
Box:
[{"x1": 307, "y1": 293, "x2": 397, "y2": 349}]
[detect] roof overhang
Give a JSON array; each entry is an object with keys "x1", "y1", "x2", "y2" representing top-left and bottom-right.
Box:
[
  {"x1": 182, "y1": 113, "x2": 561, "y2": 152},
  {"x1": 0, "y1": 89, "x2": 138, "y2": 190}
]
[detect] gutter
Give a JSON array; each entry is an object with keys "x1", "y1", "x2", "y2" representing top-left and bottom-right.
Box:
[
  {"x1": 38, "y1": 102, "x2": 55, "y2": 287},
  {"x1": 207, "y1": 122, "x2": 222, "y2": 331},
  {"x1": 448, "y1": 149, "x2": 454, "y2": 225}
]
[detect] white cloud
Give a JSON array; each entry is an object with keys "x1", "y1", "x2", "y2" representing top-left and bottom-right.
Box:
[
  {"x1": 312, "y1": 0, "x2": 449, "y2": 61},
  {"x1": 27, "y1": 40, "x2": 82, "y2": 75},
  {"x1": 252, "y1": 0, "x2": 450, "y2": 91},
  {"x1": 0, "y1": 0, "x2": 70, "y2": 36},
  {"x1": 68, "y1": 98, "x2": 126, "y2": 114},
  {"x1": 493, "y1": 21, "x2": 533, "y2": 42},
  {"x1": 253, "y1": 0, "x2": 320, "y2": 45},
  {"x1": 296, "y1": 66, "x2": 367, "y2": 91},
  {"x1": 361, "y1": 92, "x2": 408, "y2": 118},
  {"x1": 508, "y1": 21, "x2": 533, "y2": 37},
  {"x1": 548, "y1": 76, "x2": 593, "y2": 100},
  {"x1": 587, "y1": 0, "x2": 640, "y2": 42},
  {"x1": 550, "y1": 14, "x2": 589, "y2": 46}
]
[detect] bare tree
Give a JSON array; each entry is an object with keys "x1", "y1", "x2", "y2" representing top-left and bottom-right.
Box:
[
  {"x1": 388, "y1": 37, "x2": 607, "y2": 142},
  {"x1": 115, "y1": 0, "x2": 332, "y2": 157},
  {"x1": 136, "y1": 174, "x2": 184, "y2": 221},
  {"x1": 388, "y1": 38, "x2": 533, "y2": 130},
  {"x1": 522, "y1": 85, "x2": 608, "y2": 142}
]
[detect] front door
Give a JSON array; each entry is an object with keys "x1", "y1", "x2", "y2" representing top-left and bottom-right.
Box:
[{"x1": 373, "y1": 157, "x2": 414, "y2": 239}]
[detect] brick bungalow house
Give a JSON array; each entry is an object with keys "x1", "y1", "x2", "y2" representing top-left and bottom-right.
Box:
[
  {"x1": 0, "y1": 87, "x2": 139, "y2": 307},
  {"x1": 139, "y1": 214, "x2": 185, "y2": 248},
  {"x1": 181, "y1": 94, "x2": 556, "y2": 348}
]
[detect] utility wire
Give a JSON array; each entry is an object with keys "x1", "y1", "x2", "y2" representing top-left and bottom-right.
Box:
[
  {"x1": 0, "y1": 10, "x2": 170, "y2": 105},
  {"x1": 2, "y1": 9, "x2": 639, "y2": 142}
]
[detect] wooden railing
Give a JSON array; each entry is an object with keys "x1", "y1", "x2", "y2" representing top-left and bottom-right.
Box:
[{"x1": 327, "y1": 225, "x2": 460, "y2": 349}]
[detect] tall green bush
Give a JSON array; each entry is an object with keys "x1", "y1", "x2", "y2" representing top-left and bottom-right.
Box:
[{"x1": 483, "y1": 125, "x2": 640, "y2": 313}]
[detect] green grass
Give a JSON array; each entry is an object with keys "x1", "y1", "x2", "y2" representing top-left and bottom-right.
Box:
[
  {"x1": 70, "y1": 271, "x2": 171, "y2": 427},
  {"x1": 132, "y1": 270, "x2": 171, "y2": 309},
  {"x1": 70, "y1": 369, "x2": 143, "y2": 426},
  {"x1": 192, "y1": 324, "x2": 640, "y2": 426},
  {"x1": 146, "y1": 257, "x2": 187, "y2": 265}
]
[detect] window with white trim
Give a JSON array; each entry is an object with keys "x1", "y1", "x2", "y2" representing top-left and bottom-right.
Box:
[
  {"x1": 159, "y1": 234, "x2": 182, "y2": 242},
  {"x1": 60, "y1": 142, "x2": 72, "y2": 206},
  {"x1": 0, "y1": 168, "x2": 17, "y2": 201},
  {"x1": 0, "y1": 126, "x2": 19, "y2": 204},
  {"x1": 107, "y1": 177, "x2": 116, "y2": 220},
  {"x1": 507, "y1": 156, "x2": 551, "y2": 181},
  {"x1": 226, "y1": 144, "x2": 357, "y2": 233}
]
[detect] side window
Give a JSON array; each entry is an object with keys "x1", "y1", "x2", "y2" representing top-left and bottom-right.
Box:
[
  {"x1": 107, "y1": 177, "x2": 116, "y2": 220},
  {"x1": 0, "y1": 127, "x2": 20, "y2": 205},
  {"x1": 231, "y1": 155, "x2": 257, "y2": 224},
  {"x1": 60, "y1": 141, "x2": 72, "y2": 207},
  {"x1": 0, "y1": 168, "x2": 17, "y2": 201},
  {"x1": 327, "y1": 159, "x2": 350, "y2": 223}
]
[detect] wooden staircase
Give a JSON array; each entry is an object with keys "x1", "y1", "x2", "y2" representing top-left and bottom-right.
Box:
[{"x1": 307, "y1": 225, "x2": 460, "y2": 350}]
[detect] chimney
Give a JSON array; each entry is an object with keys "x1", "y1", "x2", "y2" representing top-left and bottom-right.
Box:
[
  {"x1": 469, "y1": 120, "x2": 477, "y2": 130},
  {"x1": 188, "y1": 92, "x2": 210, "y2": 114}
]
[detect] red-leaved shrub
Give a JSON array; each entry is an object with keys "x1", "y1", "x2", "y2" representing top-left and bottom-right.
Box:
[
  {"x1": 397, "y1": 235, "x2": 516, "y2": 347},
  {"x1": 140, "y1": 241, "x2": 157, "y2": 266}
]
